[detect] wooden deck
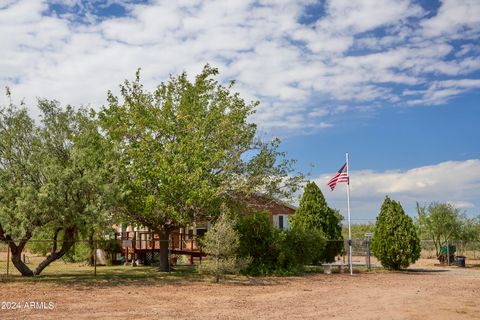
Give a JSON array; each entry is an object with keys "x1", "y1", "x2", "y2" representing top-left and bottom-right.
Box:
[{"x1": 116, "y1": 231, "x2": 206, "y2": 265}]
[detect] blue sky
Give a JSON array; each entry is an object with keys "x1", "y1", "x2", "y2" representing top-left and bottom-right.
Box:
[{"x1": 1, "y1": 0, "x2": 479, "y2": 222}]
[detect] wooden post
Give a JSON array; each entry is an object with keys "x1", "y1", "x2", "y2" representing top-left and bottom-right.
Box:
[
  {"x1": 94, "y1": 240, "x2": 97, "y2": 277},
  {"x1": 151, "y1": 232, "x2": 154, "y2": 265},
  {"x1": 168, "y1": 234, "x2": 172, "y2": 273},
  {"x1": 6, "y1": 245, "x2": 10, "y2": 278},
  {"x1": 366, "y1": 238, "x2": 371, "y2": 270},
  {"x1": 124, "y1": 232, "x2": 128, "y2": 265},
  {"x1": 132, "y1": 232, "x2": 136, "y2": 266}
]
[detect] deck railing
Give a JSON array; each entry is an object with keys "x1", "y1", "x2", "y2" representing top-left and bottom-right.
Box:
[{"x1": 116, "y1": 231, "x2": 201, "y2": 252}]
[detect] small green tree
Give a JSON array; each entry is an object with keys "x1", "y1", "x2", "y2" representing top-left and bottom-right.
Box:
[
  {"x1": 198, "y1": 206, "x2": 248, "y2": 282},
  {"x1": 416, "y1": 202, "x2": 479, "y2": 262},
  {"x1": 371, "y1": 196, "x2": 421, "y2": 270},
  {"x1": 290, "y1": 181, "x2": 342, "y2": 263}
]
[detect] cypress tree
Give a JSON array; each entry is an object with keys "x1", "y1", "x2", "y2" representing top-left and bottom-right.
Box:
[
  {"x1": 291, "y1": 181, "x2": 343, "y2": 263},
  {"x1": 371, "y1": 196, "x2": 421, "y2": 270}
]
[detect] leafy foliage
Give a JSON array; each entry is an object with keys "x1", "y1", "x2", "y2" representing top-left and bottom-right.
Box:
[
  {"x1": 290, "y1": 181, "x2": 343, "y2": 263},
  {"x1": 277, "y1": 227, "x2": 325, "y2": 271},
  {"x1": 0, "y1": 95, "x2": 114, "y2": 276},
  {"x1": 236, "y1": 211, "x2": 280, "y2": 275},
  {"x1": 416, "y1": 202, "x2": 479, "y2": 261},
  {"x1": 236, "y1": 210, "x2": 325, "y2": 275},
  {"x1": 342, "y1": 223, "x2": 375, "y2": 239},
  {"x1": 99, "y1": 65, "x2": 302, "y2": 271},
  {"x1": 371, "y1": 196, "x2": 421, "y2": 270}
]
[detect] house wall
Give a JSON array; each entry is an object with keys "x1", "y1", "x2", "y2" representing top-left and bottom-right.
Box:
[
  {"x1": 245, "y1": 198, "x2": 296, "y2": 231},
  {"x1": 115, "y1": 198, "x2": 297, "y2": 235}
]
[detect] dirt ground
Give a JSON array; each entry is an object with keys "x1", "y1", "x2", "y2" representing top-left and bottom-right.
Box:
[{"x1": 0, "y1": 259, "x2": 479, "y2": 320}]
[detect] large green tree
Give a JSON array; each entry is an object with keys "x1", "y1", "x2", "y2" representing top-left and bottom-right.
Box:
[
  {"x1": 0, "y1": 96, "x2": 113, "y2": 276},
  {"x1": 371, "y1": 196, "x2": 421, "y2": 270},
  {"x1": 290, "y1": 181, "x2": 343, "y2": 263},
  {"x1": 99, "y1": 65, "x2": 302, "y2": 271}
]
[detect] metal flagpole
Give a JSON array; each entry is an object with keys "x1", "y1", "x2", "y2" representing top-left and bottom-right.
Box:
[{"x1": 346, "y1": 152, "x2": 353, "y2": 275}]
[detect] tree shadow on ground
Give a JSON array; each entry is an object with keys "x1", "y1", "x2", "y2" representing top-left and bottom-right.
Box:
[
  {"x1": 403, "y1": 268, "x2": 450, "y2": 273},
  {"x1": 2, "y1": 265, "x2": 291, "y2": 288}
]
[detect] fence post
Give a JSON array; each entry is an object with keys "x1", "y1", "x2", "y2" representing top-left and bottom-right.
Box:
[
  {"x1": 366, "y1": 239, "x2": 371, "y2": 270},
  {"x1": 6, "y1": 244, "x2": 10, "y2": 278},
  {"x1": 447, "y1": 240, "x2": 450, "y2": 266},
  {"x1": 94, "y1": 240, "x2": 97, "y2": 277},
  {"x1": 168, "y1": 238, "x2": 172, "y2": 273}
]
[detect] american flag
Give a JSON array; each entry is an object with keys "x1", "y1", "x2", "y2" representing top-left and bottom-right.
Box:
[{"x1": 327, "y1": 163, "x2": 349, "y2": 191}]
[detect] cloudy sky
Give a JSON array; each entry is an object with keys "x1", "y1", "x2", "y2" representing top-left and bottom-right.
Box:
[{"x1": 1, "y1": 0, "x2": 479, "y2": 222}]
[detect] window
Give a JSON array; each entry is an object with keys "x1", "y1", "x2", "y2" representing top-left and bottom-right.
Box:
[
  {"x1": 196, "y1": 228, "x2": 207, "y2": 237},
  {"x1": 273, "y1": 214, "x2": 291, "y2": 230}
]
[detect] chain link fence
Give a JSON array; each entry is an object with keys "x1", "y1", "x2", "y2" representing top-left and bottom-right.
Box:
[
  {"x1": 0, "y1": 239, "x2": 101, "y2": 278},
  {"x1": 0, "y1": 241, "x2": 9, "y2": 279},
  {"x1": 420, "y1": 240, "x2": 480, "y2": 265},
  {"x1": 324, "y1": 239, "x2": 380, "y2": 269},
  {"x1": 330, "y1": 239, "x2": 480, "y2": 269},
  {"x1": 0, "y1": 237, "x2": 203, "y2": 279}
]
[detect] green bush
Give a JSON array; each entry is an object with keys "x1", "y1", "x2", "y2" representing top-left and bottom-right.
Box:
[
  {"x1": 61, "y1": 241, "x2": 91, "y2": 263},
  {"x1": 26, "y1": 228, "x2": 55, "y2": 256},
  {"x1": 98, "y1": 239, "x2": 121, "y2": 255},
  {"x1": 371, "y1": 196, "x2": 421, "y2": 270},
  {"x1": 27, "y1": 241, "x2": 51, "y2": 256},
  {"x1": 236, "y1": 211, "x2": 280, "y2": 275},
  {"x1": 278, "y1": 227, "x2": 325, "y2": 271},
  {"x1": 236, "y1": 211, "x2": 326, "y2": 275}
]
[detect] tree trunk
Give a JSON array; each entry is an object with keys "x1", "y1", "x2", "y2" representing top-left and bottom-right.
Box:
[
  {"x1": 158, "y1": 229, "x2": 170, "y2": 272},
  {"x1": 88, "y1": 229, "x2": 95, "y2": 266},
  {"x1": 2, "y1": 227, "x2": 34, "y2": 276},
  {"x1": 9, "y1": 240, "x2": 34, "y2": 277},
  {"x1": 0, "y1": 224, "x2": 34, "y2": 276},
  {"x1": 33, "y1": 227, "x2": 76, "y2": 276}
]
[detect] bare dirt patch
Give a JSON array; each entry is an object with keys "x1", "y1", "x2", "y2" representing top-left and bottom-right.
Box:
[{"x1": 0, "y1": 261, "x2": 479, "y2": 320}]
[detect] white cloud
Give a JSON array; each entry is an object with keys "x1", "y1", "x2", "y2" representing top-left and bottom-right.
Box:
[
  {"x1": 407, "y1": 79, "x2": 480, "y2": 105},
  {"x1": 315, "y1": 160, "x2": 480, "y2": 221},
  {"x1": 0, "y1": 0, "x2": 479, "y2": 132},
  {"x1": 447, "y1": 201, "x2": 475, "y2": 209},
  {"x1": 421, "y1": 0, "x2": 480, "y2": 38},
  {"x1": 317, "y1": 0, "x2": 423, "y2": 35}
]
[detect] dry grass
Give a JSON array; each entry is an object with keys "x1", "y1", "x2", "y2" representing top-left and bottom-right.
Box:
[{"x1": 0, "y1": 259, "x2": 479, "y2": 319}]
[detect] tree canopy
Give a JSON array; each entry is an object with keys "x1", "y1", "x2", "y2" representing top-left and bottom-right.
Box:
[
  {"x1": 99, "y1": 65, "x2": 302, "y2": 271},
  {"x1": 0, "y1": 96, "x2": 114, "y2": 276},
  {"x1": 416, "y1": 202, "x2": 479, "y2": 261}
]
